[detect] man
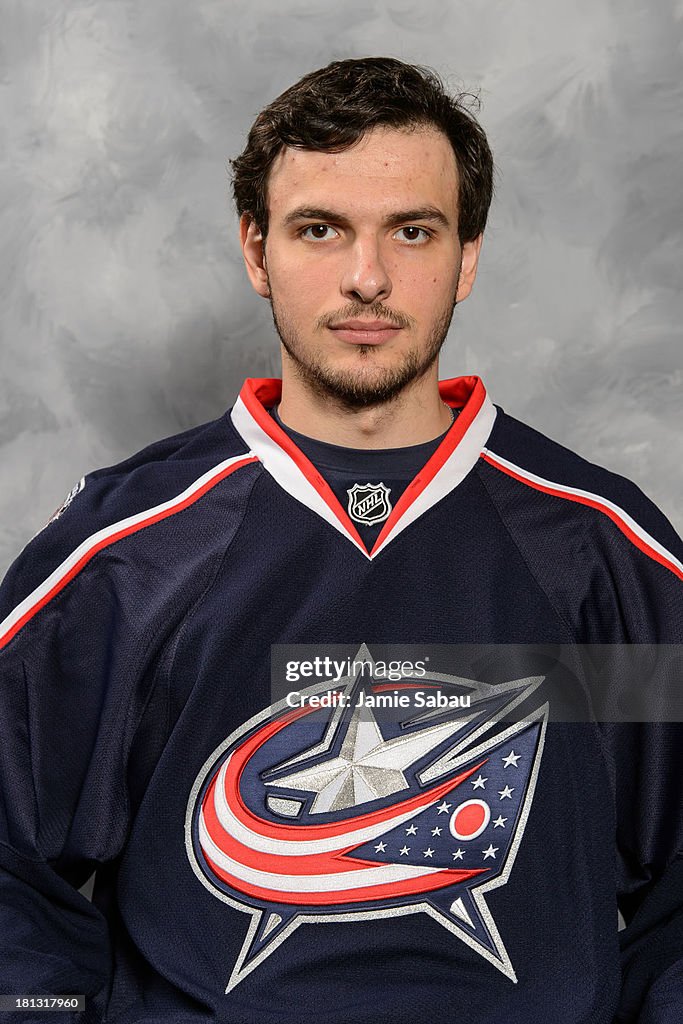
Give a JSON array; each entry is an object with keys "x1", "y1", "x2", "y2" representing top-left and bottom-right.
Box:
[{"x1": 0, "y1": 57, "x2": 681, "y2": 1024}]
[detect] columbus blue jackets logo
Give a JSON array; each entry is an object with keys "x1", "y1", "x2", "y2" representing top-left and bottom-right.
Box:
[
  {"x1": 347, "y1": 482, "x2": 392, "y2": 524},
  {"x1": 185, "y1": 646, "x2": 547, "y2": 991}
]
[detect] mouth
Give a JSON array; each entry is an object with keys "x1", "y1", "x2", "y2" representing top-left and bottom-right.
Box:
[{"x1": 327, "y1": 320, "x2": 404, "y2": 346}]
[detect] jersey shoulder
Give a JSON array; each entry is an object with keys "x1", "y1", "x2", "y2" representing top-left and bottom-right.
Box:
[
  {"x1": 482, "y1": 406, "x2": 682, "y2": 560},
  {"x1": 0, "y1": 410, "x2": 259, "y2": 620},
  {"x1": 478, "y1": 407, "x2": 682, "y2": 641}
]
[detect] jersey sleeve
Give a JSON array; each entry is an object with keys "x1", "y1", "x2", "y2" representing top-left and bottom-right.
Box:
[
  {"x1": 0, "y1": 445, "x2": 258, "y2": 1022},
  {"x1": 578, "y1": 487, "x2": 683, "y2": 1023},
  {"x1": 478, "y1": 432, "x2": 683, "y2": 1022},
  {"x1": 605, "y1": 722, "x2": 683, "y2": 1024},
  {"x1": 0, "y1": 521, "x2": 175, "y2": 1021}
]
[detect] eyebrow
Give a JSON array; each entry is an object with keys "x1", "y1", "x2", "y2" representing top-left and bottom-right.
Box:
[{"x1": 281, "y1": 205, "x2": 451, "y2": 230}]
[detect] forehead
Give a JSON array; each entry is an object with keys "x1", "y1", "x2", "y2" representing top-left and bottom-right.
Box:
[{"x1": 266, "y1": 126, "x2": 459, "y2": 222}]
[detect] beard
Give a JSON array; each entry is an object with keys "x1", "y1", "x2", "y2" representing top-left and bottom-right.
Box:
[{"x1": 268, "y1": 289, "x2": 459, "y2": 411}]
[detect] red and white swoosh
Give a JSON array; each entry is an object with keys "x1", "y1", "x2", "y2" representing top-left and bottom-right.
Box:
[{"x1": 197, "y1": 704, "x2": 485, "y2": 905}]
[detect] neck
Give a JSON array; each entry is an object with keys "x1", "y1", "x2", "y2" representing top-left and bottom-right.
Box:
[{"x1": 276, "y1": 362, "x2": 453, "y2": 448}]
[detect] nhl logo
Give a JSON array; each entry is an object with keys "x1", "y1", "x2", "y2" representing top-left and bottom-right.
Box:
[{"x1": 347, "y1": 482, "x2": 392, "y2": 525}]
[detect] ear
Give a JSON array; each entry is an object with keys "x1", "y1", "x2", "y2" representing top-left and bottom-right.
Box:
[
  {"x1": 240, "y1": 214, "x2": 270, "y2": 298},
  {"x1": 455, "y1": 233, "x2": 484, "y2": 303}
]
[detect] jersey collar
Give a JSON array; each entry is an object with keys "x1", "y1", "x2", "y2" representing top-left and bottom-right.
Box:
[{"x1": 231, "y1": 377, "x2": 496, "y2": 560}]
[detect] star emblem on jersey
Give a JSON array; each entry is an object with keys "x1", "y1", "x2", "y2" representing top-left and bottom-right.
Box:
[
  {"x1": 346, "y1": 482, "x2": 392, "y2": 525},
  {"x1": 185, "y1": 646, "x2": 548, "y2": 991}
]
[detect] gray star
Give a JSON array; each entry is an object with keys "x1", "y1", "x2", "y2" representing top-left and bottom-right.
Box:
[
  {"x1": 405, "y1": 824, "x2": 418, "y2": 835},
  {"x1": 498, "y1": 785, "x2": 514, "y2": 800},
  {"x1": 266, "y1": 697, "x2": 468, "y2": 813},
  {"x1": 471, "y1": 775, "x2": 488, "y2": 790},
  {"x1": 452, "y1": 848, "x2": 465, "y2": 860},
  {"x1": 399, "y1": 846, "x2": 410, "y2": 856},
  {"x1": 436, "y1": 800, "x2": 452, "y2": 814},
  {"x1": 493, "y1": 816, "x2": 507, "y2": 828},
  {"x1": 431, "y1": 826, "x2": 443, "y2": 837},
  {"x1": 374, "y1": 841, "x2": 387, "y2": 852},
  {"x1": 482, "y1": 844, "x2": 498, "y2": 859},
  {"x1": 423, "y1": 848, "x2": 435, "y2": 858}
]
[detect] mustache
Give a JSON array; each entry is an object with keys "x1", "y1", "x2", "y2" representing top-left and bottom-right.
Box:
[{"x1": 315, "y1": 303, "x2": 416, "y2": 331}]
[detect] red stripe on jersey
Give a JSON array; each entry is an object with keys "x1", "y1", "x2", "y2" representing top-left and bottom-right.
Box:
[
  {"x1": 0, "y1": 455, "x2": 259, "y2": 650},
  {"x1": 239, "y1": 379, "x2": 365, "y2": 548},
  {"x1": 202, "y1": 778, "x2": 369, "y2": 875},
  {"x1": 371, "y1": 377, "x2": 487, "y2": 555},
  {"x1": 203, "y1": 755, "x2": 487, "y2": 868},
  {"x1": 220, "y1": 703, "x2": 487, "y2": 841},
  {"x1": 242, "y1": 376, "x2": 489, "y2": 559},
  {"x1": 483, "y1": 452, "x2": 683, "y2": 582},
  {"x1": 202, "y1": 849, "x2": 486, "y2": 906}
]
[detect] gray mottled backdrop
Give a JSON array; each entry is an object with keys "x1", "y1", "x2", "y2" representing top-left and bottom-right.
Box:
[{"x1": 1, "y1": 0, "x2": 681, "y2": 574}]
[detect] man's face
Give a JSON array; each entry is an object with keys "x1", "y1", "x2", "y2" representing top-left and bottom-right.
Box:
[{"x1": 241, "y1": 126, "x2": 482, "y2": 408}]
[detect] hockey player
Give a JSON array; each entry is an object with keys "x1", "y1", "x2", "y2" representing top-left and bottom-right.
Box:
[{"x1": 1, "y1": 57, "x2": 681, "y2": 1024}]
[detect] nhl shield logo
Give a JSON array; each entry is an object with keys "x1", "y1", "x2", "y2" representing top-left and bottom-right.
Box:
[{"x1": 347, "y1": 482, "x2": 392, "y2": 525}]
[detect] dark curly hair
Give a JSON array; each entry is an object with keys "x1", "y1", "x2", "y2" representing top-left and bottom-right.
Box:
[{"x1": 231, "y1": 57, "x2": 494, "y2": 244}]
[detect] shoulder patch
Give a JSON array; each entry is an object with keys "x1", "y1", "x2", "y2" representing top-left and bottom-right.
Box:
[{"x1": 45, "y1": 476, "x2": 86, "y2": 527}]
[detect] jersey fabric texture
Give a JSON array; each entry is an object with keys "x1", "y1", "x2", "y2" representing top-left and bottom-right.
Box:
[{"x1": 0, "y1": 375, "x2": 681, "y2": 1024}]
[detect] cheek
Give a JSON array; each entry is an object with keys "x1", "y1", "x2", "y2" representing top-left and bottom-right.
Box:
[
  {"x1": 267, "y1": 254, "x2": 335, "y2": 298},
  {"x1": 393, "y1": 263, "x2": 459, "y2": 307},
  {"x1": 268, "y1": 264, "x2": 329, "y2": 328}
]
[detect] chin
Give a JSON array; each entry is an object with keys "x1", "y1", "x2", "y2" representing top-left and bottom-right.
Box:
[{"x1": 296, "y1": 353, "x2": 436, "y2": 409}]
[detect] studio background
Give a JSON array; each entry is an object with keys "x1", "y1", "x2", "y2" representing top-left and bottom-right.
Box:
[{"x1": 1, "y1": 0, "x2": 681, "y2": 575}]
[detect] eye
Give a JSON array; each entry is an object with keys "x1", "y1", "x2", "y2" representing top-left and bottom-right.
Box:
[
  {"x1": 394, "y1": 226, "x2": 431, "y2": 244},
  {"x1": 301, "y1": 224, "x2": 340, "y2": 241}
]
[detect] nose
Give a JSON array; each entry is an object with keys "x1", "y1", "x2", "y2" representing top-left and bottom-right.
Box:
[{"x1": 340, "y1": 236, "x2": 392, "y2": 304}]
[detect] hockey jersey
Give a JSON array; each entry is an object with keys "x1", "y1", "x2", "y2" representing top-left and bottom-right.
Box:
[{"x1": 0, "y1": 375, "x2": 681, "y2": 1024}]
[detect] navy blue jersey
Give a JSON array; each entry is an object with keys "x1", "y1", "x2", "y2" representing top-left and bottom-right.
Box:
[
  {"x1": 0, "y1": 376, "x2": 681, "y2": 1024},
  {"x1": 269, "y1": 403, "x2": 452, "y2": 551}
]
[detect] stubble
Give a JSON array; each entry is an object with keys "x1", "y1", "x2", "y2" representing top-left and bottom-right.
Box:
[{"x1": 268, "y1": 288, "x2": 459, "y2": 411}]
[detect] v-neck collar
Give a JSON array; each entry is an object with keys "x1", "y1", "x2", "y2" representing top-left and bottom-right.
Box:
[{"x1": 230, "y1": 376, "x2": 496, "y2": 560}]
